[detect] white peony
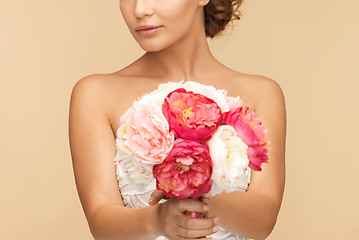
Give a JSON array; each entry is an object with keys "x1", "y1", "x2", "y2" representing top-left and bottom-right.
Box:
[
  {"x1": 226, "y1": 96, "x2": 244, "y2": 111},
  {"x1": 207, "y1": 125, "x2": 251, "y2": 196},
  {"x1": 115, "y1": 135, "x2": 155, "y2": 185}
]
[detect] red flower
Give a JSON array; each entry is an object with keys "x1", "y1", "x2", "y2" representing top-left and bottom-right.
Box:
[
  {"x1": 153, "y1": 140, "x2": 213, "y2": 199},
  {"x1": 162, "y1": 88, "x2": 222, "y2": 140},
  {"x1": 223, "y1": 106, "x2": 270, "y2": 171}
]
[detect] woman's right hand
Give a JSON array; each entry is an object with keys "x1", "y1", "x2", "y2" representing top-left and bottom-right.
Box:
[{"x1": 154, "y1": 196, "x2": 219, "y2": 240}]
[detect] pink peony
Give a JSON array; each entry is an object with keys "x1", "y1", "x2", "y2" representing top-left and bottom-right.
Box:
[
  {"x1": 153, "y1": 140, "x2": 213, "y2": 199},
  {"x1": 125, "y1": 103, "x2": 174, "y2": 166},
  {"x1": 223, "y1": 106, "x2": 270, "y2": 171},
  {"x1": 162, "y1": 88, "x2": 222, "y2": 140}
]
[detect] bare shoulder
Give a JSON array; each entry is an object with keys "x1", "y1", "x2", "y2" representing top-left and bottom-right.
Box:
[
  {"x1": 243, "y1": 74, "x2": 286, "y2": 130},
  {"x1": 233, "y1": 73, "x2": 287, "y2": 139},
  {"x1": 70, "y1": 72, "x2": 153, "y2": 139},
  {"x1": 70, "y1": 73, "x2": 130, "y2": 117},
  {"x1": 71, "y1": 73, "x2": 120, "y2": 103},
  {"x1": 71, "y1": 74, "x2": 107, "y2": 109},
  {"x1": 72, "y1": 73, "x2": 109, "y2": 93},
  {"x1": 253, "y1": 75, "x2": 285, "y2": 107},
  {"x1": 231, "y1": 73, "x2": 286, "y2": 111}
]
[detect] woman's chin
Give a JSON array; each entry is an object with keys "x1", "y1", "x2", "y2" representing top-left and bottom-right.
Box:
[
  {"x1": 134, "y1": 37, "x2": 172, "y2": 52},
  {"x1": 138, "y1": 43, "x2": 166, "y2": 52}
]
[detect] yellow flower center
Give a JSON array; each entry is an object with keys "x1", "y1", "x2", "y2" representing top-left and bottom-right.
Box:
[
  {"x1": 226, "y1": 150, "x2": 230, "y2": 159},
  {"x1": 182, "y1": 107, "x2": 193, "y2": 119},
  {"x1": 175, "y1": 162, "x2": 190, "y2": 171}
]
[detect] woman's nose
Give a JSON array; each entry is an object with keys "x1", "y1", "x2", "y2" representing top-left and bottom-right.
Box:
[{"x1": 134, "y1": 0, "x2": 154, "y2": 19}]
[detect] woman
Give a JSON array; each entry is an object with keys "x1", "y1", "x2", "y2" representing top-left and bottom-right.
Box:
[{"x1": 68, "y1": 0, "x2": 286, "y2": 239}]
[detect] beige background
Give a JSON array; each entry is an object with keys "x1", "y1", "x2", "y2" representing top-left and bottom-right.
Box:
[{"x1": 1, "y1": 0, "x2": 358, "y2": 239}]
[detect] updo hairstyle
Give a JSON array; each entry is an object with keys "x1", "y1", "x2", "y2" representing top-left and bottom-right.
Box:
[{"x1": 204, "y1": 0, "x2": 244, "y2": 38}]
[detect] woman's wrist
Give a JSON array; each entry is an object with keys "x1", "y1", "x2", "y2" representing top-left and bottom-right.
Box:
[{"x1": 146, "y1": 203, "x2": 162, "y2": 238}]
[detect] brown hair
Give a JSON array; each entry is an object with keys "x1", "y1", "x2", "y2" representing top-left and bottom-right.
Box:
[{"x1": 204, "y1": 0, "x2": 244, "y2": 38}]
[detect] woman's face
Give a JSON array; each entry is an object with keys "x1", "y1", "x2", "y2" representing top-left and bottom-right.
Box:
[{"x1": 120, "y1": 0, "x2": 208, "y2": 52}]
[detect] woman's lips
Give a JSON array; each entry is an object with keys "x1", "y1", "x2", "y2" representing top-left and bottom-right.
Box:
[{"x1": 136, "y1": 26, "x2": 162, "y2": 36}]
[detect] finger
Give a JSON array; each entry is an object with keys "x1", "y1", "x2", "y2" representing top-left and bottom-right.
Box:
[
  {"x1": 175, "y1": 223, "x2": 220, "y2": 239},
  {"x1": 200, "y1": 196, "x2": 214, "y2": 217},
  {"x1": 176, "y1": 198, "x2": 209, "y2": 213},
  {"x1": 173, "y1": 236, "x2": 213, "y2": 240},
  {"x1": 177, "y1": 215, "x2": 218, "y2": 230},
  {"x1": 200, "y1": 196, "x2": 210, "y2": 204},
  {"x1": 170, "y1": 235, "x2": 212, "y2": 240},
  {"x1": 149, "y1": 190, "x2": 168, "y2": 205}
]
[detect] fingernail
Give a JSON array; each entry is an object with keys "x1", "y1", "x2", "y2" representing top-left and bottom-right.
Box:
[
  {"x1": 203, "y1": 204, "x2": 209, "y2": 211},
  {"x1": 202, "y1": 197, "x2": 209, "y2": 204},
  {"x1": 214, "y1": 217, "x2": 219, "y2": 224},
  {"x1": 213, "y1": 225, "x2": 219, "y2": 232},
  {"x1": 149, "y1": 197, "x2": 153, "y2": 204}
]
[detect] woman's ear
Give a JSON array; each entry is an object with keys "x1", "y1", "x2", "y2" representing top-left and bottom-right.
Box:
[{"x1": 198, "y1": 0, "x2": 210, "y2": 7}]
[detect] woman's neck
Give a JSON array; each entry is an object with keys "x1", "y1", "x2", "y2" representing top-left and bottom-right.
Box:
[{"x1": 140, "y1": 30, "x2": 220, "y2": 83}]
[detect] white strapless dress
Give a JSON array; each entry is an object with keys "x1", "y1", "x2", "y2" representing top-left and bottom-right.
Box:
[{"x1": 116, "y1": 165, "x2": 251, "y2": 240}]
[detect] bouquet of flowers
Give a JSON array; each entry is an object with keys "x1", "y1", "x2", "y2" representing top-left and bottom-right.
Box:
[{"x1": 114, "y1": 80, "x2": 270, "y2": 216}]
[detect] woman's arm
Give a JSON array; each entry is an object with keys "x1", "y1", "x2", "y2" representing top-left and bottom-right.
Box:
[
  {"x1": 206, "y1": 76, "x2": 287, "y2": 239},
  {"x1": 69, "y1": 75, "x2": 160, "y2": 239},
  {"x1": 69, "y1": 75, "x2": 218, "y2": 240}
]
